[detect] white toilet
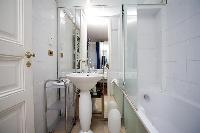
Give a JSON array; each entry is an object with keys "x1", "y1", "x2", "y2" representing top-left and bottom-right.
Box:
[{"x1": 108, "y1": 101, "x2": 121, "y2": 133}]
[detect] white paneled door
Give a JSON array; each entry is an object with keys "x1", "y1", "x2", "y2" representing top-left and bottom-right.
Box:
[{"x1": 0, "y1": 0, "x2": 35, "y2": 133}]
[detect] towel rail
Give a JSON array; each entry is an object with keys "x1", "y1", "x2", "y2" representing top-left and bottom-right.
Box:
[
  {"x1": 44, "y1": 78, "x2": 76, "y2": 133},
  {"x1": 112, "y1": 80, "x2": 138, "y2": 112}
]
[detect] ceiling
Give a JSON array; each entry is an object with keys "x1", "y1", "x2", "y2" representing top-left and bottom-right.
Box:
[
  {"x1": 57, "y1": 0, "x2": 166, "y2": 8},
  {"x1": 85, "y1": 6, "x2": 121, "y2": 17},
  {"x1": 58, "y1": 0, "x2": 165, "y2": 42},
  {"x1": 85, "y1": 6, "x2": 136, "y2": 42}
]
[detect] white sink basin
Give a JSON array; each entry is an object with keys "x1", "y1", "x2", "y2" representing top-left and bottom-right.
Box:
[
  {"x1": 66, "y1": 73, "x2": 102, "y2": 91},
  {"x1": 66, "y1": 73, "x2": 102, "y2": 133}
]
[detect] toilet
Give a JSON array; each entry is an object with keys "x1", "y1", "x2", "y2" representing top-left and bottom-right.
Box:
[{"x1": 108, "y1": 101, "x2": 121, "y2": 133}]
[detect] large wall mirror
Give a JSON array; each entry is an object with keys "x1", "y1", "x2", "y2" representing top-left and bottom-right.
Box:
[
  {"x1": 57, "y1": 7, "x2": 85, "y2": 76},
  {"x1": 87, "y1": 15, "x2": 109, "y2": 73}
]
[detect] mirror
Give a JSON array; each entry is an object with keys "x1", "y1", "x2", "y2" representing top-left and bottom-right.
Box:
[
  {"x1": 58, "y1": 8, "x2": 78, "y2": 76},
  {"x1": 57, "y1": 6, "x2": 113, "y2": 75},
  {"x1": 57, "y1": 7, "x2": 85, "y2": 76},
  {"x1": 87, "y1": 16, "x2": 109, "y2": 72}
]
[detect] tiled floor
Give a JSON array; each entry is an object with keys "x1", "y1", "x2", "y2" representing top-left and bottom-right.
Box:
[
  {"x1": 54, "y1": 96, "x2": 125, "y2": 133},
  {"x1": 71, "y1": 118, "x2": 126, "y2": 133},
  {"x1": 93, "y1": 96, "x2": 115, "y2": 118},
  {"x1": 103, "y1": 95, "x2": 115, "y2": 118},
  {"x1": 71, "y1": 96, "x2": 125, "y2": 133}
]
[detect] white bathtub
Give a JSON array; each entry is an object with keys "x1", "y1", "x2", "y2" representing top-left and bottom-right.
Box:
[{"x1": 137, "y1": 90, "x2": 200, "y2": 133}]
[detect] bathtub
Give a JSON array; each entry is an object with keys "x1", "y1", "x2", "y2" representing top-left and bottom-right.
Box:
[{"x1": 137, "y1": 90, "x2": 200, "y2": 133}]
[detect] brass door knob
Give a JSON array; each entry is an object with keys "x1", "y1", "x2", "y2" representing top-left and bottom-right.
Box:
[{"x1": 25, "y1": 52, "x2": 35, "y2": 58}]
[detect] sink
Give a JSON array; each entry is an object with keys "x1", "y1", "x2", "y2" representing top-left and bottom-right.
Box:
[
  {"x1": 67, "y1": 73, "x2": 103, "y2": 133},
  {"x1": 66, "y1": 73, "x2": 102, "y2": 133},
  {"x1": 66, "y1": 73, "x2": 102, "y2": 91}
]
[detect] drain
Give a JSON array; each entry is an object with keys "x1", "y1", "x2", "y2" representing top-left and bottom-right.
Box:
[{"x1": 144, "y1": 94, "x2": 150, "y2": 102}]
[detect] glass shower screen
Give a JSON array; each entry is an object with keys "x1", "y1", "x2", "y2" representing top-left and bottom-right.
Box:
[{"x1": 123, "y1": 5, "x2": 138, "y2": 104}]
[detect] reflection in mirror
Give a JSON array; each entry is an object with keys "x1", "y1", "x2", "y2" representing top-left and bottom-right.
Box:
[
  {"x1": 58, "y1": 8, "x2": 78, "y2": 76},
  {"x1": 58, "y1": 7, "x2": 87, "y2": 76},
  {"x1": 85, "y1": 5, "x2": 122, "y2": 76},
  {"x1": 57, "y1": 6, "x2": 112, "y2": 75},
  {"x1": 87, "y1": 41, "x2": 109, "y2": 70},
  {"x1": 73, "y1": 9, "x2": 81, "y2": 70},
  {"x1": 87, "y1": 16, "x2": 109, "y2": 73}
]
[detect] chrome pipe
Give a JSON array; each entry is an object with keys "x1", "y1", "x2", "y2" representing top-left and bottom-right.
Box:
[
  {"x1": 44, "y1": 79, "x2": 60, "y2": 133},
  {"x1": 58, "y1": 76, "x2": 80, "y2": 94}
]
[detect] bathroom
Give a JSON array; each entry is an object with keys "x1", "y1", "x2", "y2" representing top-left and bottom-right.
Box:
[{"x1": 0, "y1": 0, "x2": 200, "y2": 133}]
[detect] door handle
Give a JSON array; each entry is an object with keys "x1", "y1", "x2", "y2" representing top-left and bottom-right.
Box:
[
  {"x1": 25, "y1": 51, "x2": 35, "y2": 68},
  {"x1": 25, "y1": 51, "x2": 35, "y2": 58}
]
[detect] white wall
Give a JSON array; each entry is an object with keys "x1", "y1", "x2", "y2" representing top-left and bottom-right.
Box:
[
  {"x1": 137, "y1": 8, "x2": 162, "y2": 94},
  {"x1": 32, "y1": 0, "x2": 58, "y2": 132},
  {"x1": 137, "y1": 0, "x2": 200, "y2": 132},
  {"x1": 138, "y1": 0, "x2": 200, "y2": 107},
  {"x1": 161, "y1": 0, "x2": 200, "y2": 108}
]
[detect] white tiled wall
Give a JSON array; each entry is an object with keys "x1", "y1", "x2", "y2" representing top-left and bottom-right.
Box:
[
  {"x1": 137, "y1": 2, "x2": 200, "y2": 131},
  {"x1": 138, "y1": 0, "x2": 200, "y2": 108},
  {"x1": 161, "y1": 0, "x2": 200, "y2": 107},
  {"x1": 32, "y1": 0, "x2": 57, "y2": 133},
  {"x1": 137, "y1": 8, "x2": 162, "y2": 93}
]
